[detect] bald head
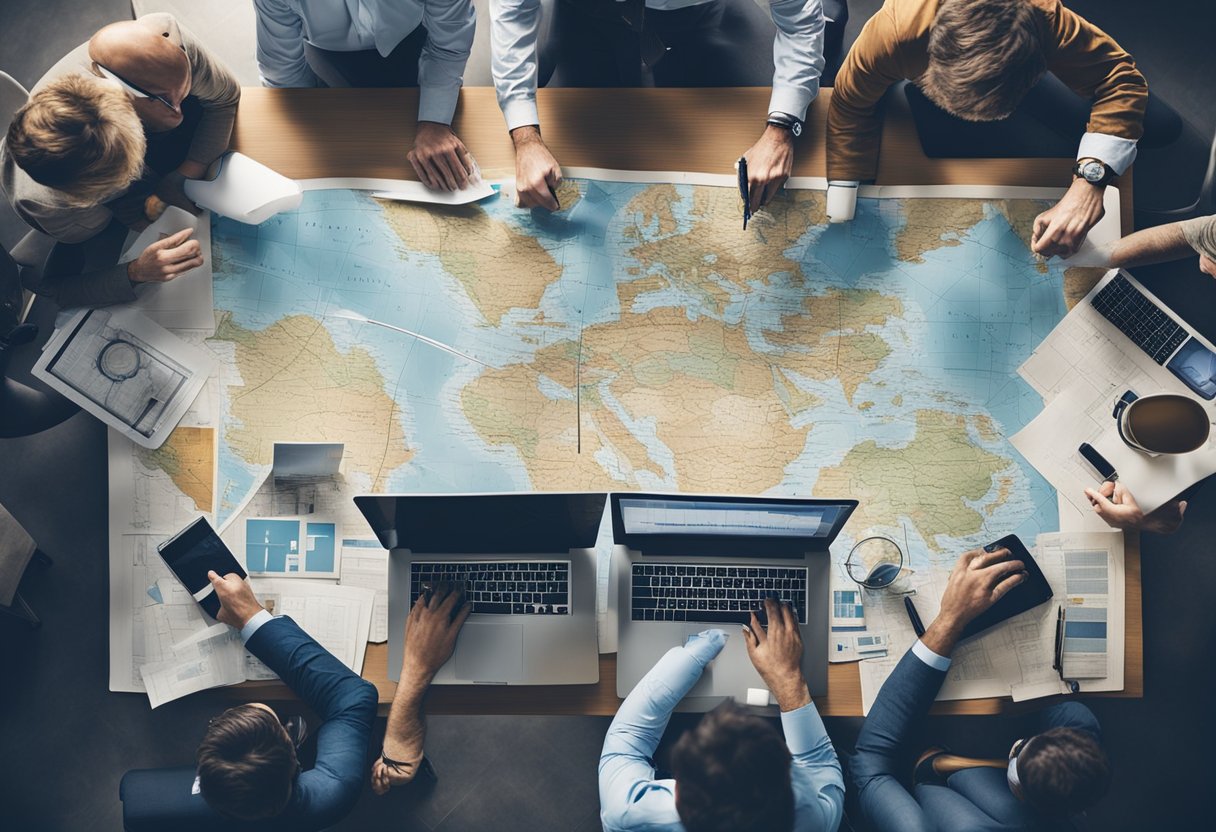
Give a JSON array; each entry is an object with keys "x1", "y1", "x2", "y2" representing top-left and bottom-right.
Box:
[{"x1": 89, "y1": 20, "x2": 190, "y2": 131}]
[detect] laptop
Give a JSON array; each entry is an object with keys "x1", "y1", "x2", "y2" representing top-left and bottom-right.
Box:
[
  {"x1": 354, "y1": 492, "x2": 606, "y2": 685},
  {"x1": 613, "y1": 493, "x2": 857, "y2": 701}
]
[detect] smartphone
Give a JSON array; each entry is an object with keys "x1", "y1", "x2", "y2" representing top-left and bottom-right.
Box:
[
  {"x1": 157, "y1": 517, "x2": 245, "y2": 619},
  {"x1": 959, "y1": 534, "x2": 1053, "y2": 642}
]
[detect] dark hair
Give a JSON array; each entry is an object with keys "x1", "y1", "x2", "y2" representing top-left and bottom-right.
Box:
[
  {"x1": 670, "y1": 701, "x2": 795, "y2": 832},
  {"x1": 1018, "y1": 727, "x2": 1111, "y2": 816},
  {"x1": 196, "y1": 705, "x2": 297, "y2": 820},
  {"x1": 922, "y1": 0, "x2": 1047, "y2": 122}
]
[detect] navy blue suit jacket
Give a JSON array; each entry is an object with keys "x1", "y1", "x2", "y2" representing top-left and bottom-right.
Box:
[
  {"x1": 850, "y1": 649, "x2": 1101, "y2": 832},
  {"x1": 121, "y1": 616, "x2": 377, "y2": 832}
]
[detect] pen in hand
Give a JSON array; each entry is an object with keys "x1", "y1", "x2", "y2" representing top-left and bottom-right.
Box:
[{"x1": 736, "y1": 156, "x2": 751, "y2": 230}]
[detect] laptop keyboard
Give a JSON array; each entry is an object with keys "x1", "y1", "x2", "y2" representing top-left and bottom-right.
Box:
[
  {"x1": 630, "y1": 563, "x2": 808, "y2": 624},
  {"x1": 1091, "y1": 274, "x2": 1188, "y2": 365},
  {"x1": 409, "y1": 561, "x2": 570, "y2": 615}
]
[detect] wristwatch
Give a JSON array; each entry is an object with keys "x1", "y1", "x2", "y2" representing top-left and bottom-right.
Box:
[
  {"x1": 1073, "y1": 158, "x2": 1117, "y2": 187},
  {"x1": 766, "y1": 111, "x2": 803, "y2": 138}
]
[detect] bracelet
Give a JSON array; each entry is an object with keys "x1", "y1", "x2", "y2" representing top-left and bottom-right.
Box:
[{"x1": 766, "y1": 111, "x2": 803, "y2": 138}]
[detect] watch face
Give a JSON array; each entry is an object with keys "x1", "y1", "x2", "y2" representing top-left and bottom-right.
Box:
[
  {"x1": 791, "y1": 121, "x2": 802, "y2": 137},
  {"x1": 1082, "y1": 161, "x2": 1105, "y2": 182}
]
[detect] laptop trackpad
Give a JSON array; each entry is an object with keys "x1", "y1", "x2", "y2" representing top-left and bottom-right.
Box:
[{"x1": 455, "y1": 622, "x2": 525, "y2": 683}]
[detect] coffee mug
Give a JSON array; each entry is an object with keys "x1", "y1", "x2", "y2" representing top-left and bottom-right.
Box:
[{"x1": 1112, "y1": 390, "x2": 1211, "y2": 455}]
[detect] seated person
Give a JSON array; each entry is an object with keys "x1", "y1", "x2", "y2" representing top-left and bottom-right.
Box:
[
  {"x1": 826, "y1": 0, "x2": 1148, "y2": 258},
  {"x1": 1, "y1": 13, "x2": 238, "y2": 306},
  {"x1": 599, "y1": 598, "x2": 844, "y2": 832},
  {"x1": 369, "y1": 582, "x2": 471, "y2": 793},
  {"x1": 196, "y1": 570, "x2": 377, "y2": 828},
  {"x1": 851, "y1": 546, "x2": 1112, "y2": 832},
  {"x1": 254, "y1": 0, "x2": 476, "y2": 192},
  {"x1": 491, "y1": 0, "x2": 826, "y2": 211}
]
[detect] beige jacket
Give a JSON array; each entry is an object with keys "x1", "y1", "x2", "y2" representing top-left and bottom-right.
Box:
[{"x1": 826, "y1": 0, "x2": 1148, "y2": 182}]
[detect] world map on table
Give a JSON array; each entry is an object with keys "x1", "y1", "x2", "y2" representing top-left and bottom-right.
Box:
[{"x1": 179, "y1": 176, "x2": 1093, "y2": 573}]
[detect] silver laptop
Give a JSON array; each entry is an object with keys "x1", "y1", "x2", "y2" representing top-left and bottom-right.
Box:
[
  {"x1": 355, "y1": 492, "x2": 606, "y2": 685},
  {"x1": 613, "y1": 493, "x2": 857, "y2": 701}
]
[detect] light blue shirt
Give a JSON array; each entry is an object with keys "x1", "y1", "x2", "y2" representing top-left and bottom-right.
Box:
[
  {"x1": 254, "y1": 0, "x2": 476, "y2": 125},
  {"x1": 599, "y1": 629, "x2": 844, "y2": 832},
  {"x1": 491, "y1": 0, "x2": 825, "y2": 131}
]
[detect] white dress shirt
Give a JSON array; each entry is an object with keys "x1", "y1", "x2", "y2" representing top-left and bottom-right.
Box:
[
  {"x1": 254, "y1": 0, "x2": 476, "y2": 125},
  {"x1": 491, "y1": 0, "x2": 825, "y2": 132}
]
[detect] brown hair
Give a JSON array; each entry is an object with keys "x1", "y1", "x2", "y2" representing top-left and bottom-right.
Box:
[
  {"x1": 1018, "y1": 727, "x2": 1112, "y2": 816},
  {"x1": 922, "y1": 0, "x2": 1047, "y2": 122},
  {"x1": 670, "y1": 701, "x2": 795, "y2": 832},
  {"x1": 5, "y1": 73, "x2": 145, "y2": 205},
  {"x1": 196, "y1": 705, "x2": 297, "y2": 820}
]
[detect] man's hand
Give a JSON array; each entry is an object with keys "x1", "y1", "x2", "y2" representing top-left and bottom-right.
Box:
[
  {"x1": 922, "y1": 547, "x2": 1025, "y2": 656},
  {"x1": 402, "y1": 581, "x2": 472, "y2": 688},
  {"x1": 742, "y1": 125, "x2": 795, "y2": 211},
  {"x1": 127, "y1": 228, "x2": 204, "y2": 284},
  {"x1": 206, "y1": 570, "x2": 265, "y2": 630},
  {"x1": 511, "y1": 126, "x2": 561, "y2": 211},
  {"x1": 1031, "y1": 178, "x2": 1106, "y2": 258},
  {"x1": 408, "y1": 122, "x2": 474, "y2": 191},
  {"x1": 742, "y1": 596, "x2": 811, "y2": 711},
  {"x1": 1085, "y1": 480, "x2": 1187, "y2": 534}
]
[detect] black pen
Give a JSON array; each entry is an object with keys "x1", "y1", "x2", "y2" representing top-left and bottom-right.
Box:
[
  {"x1": 736, "y1": 156, "x2": 751, "y2": 230},
  {"x1": 904, "y1": 596, "x2": 925, "y2": 637}
]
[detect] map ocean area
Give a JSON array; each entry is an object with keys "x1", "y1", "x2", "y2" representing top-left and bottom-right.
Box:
[{"x1": 109, "y1": 170, "x2": 1119, "y2": 694}]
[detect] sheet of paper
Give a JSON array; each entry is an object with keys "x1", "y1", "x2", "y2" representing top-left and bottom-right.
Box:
[
  {"x1": 830, "y1": 632, "x2": 889, "y2": 663},
  {"x1": 244, "y1": 580, "x2": 375, "y2": 680},
  {"x1": 34, "y1": 307, "x2": 216, "y2": 449},
  {"x1": 240, "y1": 516, "x2": 341, "y2": 579},
  {"x1": 338, "y1": 538, "x2": 390, "y2": 643},
  {"x1": 120, "y1": 206, "x2": 215, "y2": 332},
  {"x1": 299, "y1": 173, "x2": 496, "y2": 205},
  {"x1": 139, "y1": 623, "x2": 245, "y2": 708}
]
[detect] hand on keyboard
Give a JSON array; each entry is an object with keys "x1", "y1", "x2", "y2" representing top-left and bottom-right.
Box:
[{"x1": 742, "y1": 596, "x2": 811, "y2": 711}]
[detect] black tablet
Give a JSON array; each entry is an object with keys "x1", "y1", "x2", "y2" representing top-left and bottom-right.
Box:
[
  {"x1": 959, "y1": 534, "x2": 1053, "y2": 642},
  {"x1": 157, "y1": 517, "x2": 245, "y2": 619}
]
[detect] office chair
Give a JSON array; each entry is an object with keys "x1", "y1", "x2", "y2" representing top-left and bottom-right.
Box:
[
  {"x1": 120, "y1": 767, "x2": 223, "y2": 832},
  {"x1": 0, "y1": 501, "x2": 51, "y2": 629},
  {"x1": 1134, "y1": 128, "x2": 1216, "y2": 229}
]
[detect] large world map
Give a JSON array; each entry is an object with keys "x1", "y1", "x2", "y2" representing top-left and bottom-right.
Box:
[{"x1": 195, "y1": 176, "x2": 1083, "y2": 573}]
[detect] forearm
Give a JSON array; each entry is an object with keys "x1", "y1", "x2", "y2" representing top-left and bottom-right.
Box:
[
  {"x1": 382, "y1": 671, "x2": 429, "y2": 760},
  {"x1": 1107, "y1": 223, "x2": 1195, "y2": 269},
  {"x1": 851, "y1": 649, "x2": 948, "y2": 783}
]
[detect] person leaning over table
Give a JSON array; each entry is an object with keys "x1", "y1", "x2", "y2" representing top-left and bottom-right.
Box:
[
  {"x1": 254, "y1": 0, "x2": 477, "y2": 192},
  {"x1": 192, "y1": 570, "x2": 378, "y2": 828},
  {"x1": 0, "y1": 13, "x2": 238, "y2": 307},
  {"x1": 825, "y1": 0, "x2": 1148, "y2": 259},
  {"x1": 599, "y1": 597, "x2": 844, "y2": 832},
  {"x1": 369, "y1": 581, "x2": 471, "y2": 794},
  {"x1": 491, "y1": 0, "x2": 825, "y2": 212},
  {"x1": 1062, "y1": 212, "x2": 1216, "y2": 535},
  {"x1": 851, "y1": 546, "x2": 1112, "y2": 832}
]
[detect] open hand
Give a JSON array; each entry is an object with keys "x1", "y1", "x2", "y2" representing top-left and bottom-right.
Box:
[
  {"x1": 409, "y1": 122, "x2": 474, "y2": 191},
  {"x1": 1031, "y1": 178, "x2": 1106, "y2": 257},
  {"x1": 922, "y1": 547, "x2": 1025, "y2": 655},
  {"x1": 127, "y1": 227, "x2": 203, "y2": 283},
  {"x1": 511, "y1": 126, "x2": 561, "y2": 211},
  {"x1": 742, "y1": 596, "x2": 810, "y2": 711},
  {"x1": 207, "y1": 570, "x2": 265, "y2": 629},
  {"x1": 741, "y1": 125, "x2": 794, "y2": 211},
  {"x1": 1085, "y1": 480, "x2": 1187, "y2": 534}
]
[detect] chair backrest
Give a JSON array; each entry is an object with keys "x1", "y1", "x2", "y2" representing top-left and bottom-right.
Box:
[
  {"x1": 0, "y1": 71, "x2": 32, "y2": 252},
  {"x1": 120, "y1": 766, "x2": 224, "y2": 832}
]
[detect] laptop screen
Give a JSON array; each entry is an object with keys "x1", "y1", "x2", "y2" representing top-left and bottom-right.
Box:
[
  {"x1": 611, "y1": 493, "x2": 857, "y2": 557},
  {"x1": 354, "y1": 492, "x2": 607, "y2": 554}
]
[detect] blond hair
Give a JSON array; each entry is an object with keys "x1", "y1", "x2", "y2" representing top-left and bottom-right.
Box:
[
  {"x1": 921, "y1": 0, "x2": 1047, "y2": 122},
  {"x1": 5, "y1": 73, "x2": 145, "y2": 205}
]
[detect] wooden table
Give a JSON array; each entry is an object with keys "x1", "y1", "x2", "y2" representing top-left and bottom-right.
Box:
[{"x1": 228, "y1": 87, "x2": 1142, "y2": 716}]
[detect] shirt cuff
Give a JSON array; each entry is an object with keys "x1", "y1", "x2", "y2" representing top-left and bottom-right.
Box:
[
  {"x1": 418, "y1": 85, "x2": 460, "y2": 126},
  {"x1": 501, "y1": 96, "x2": 541, "y2": 133},
  {"x1": 912, "y1": 639, "x2": 951, "y2": 671},
  {"x1": 780, "y1": 702, "x2": 829, "y2": 756},
  {"x1": 768, "y1": 84, "x2": 817, "y2": 125},
  {"x1": 1077, "y1": 133, "x2": 1138, "y2": 176},
  {"x1": 240, "y1": 609, "x2": 274, "y2": 643}
]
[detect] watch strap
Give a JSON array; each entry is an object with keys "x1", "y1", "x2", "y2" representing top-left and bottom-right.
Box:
[{"x1": 767, "y1": 111, "x2": 803, "y2": 137}]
